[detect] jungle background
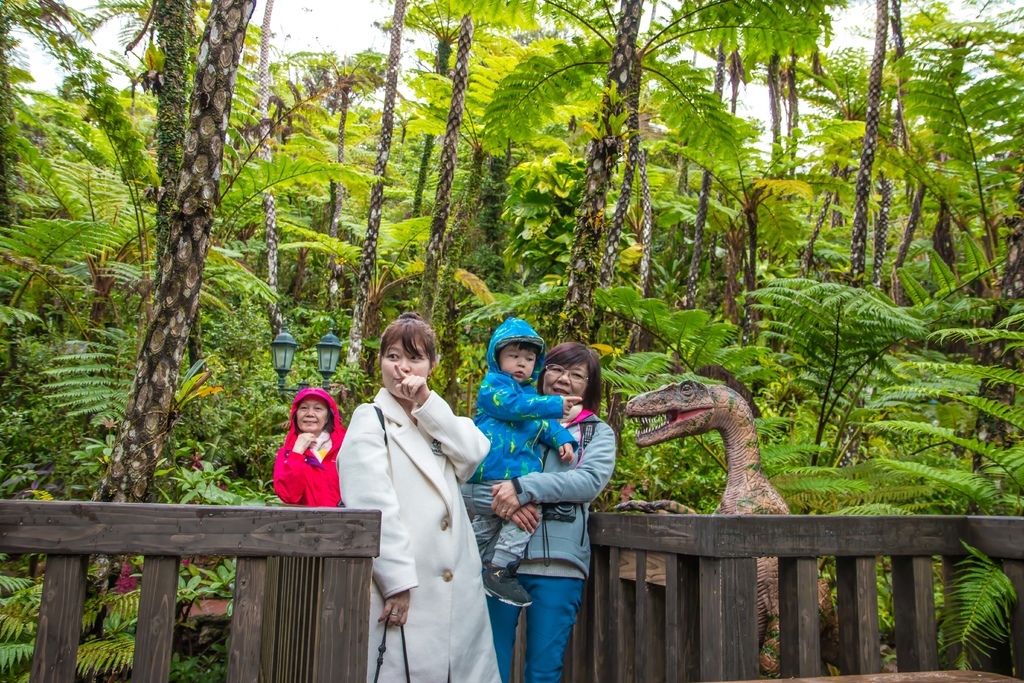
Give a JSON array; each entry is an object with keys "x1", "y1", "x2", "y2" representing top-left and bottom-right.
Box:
[{"x1": 1, "y1": 0, "x2": 1023, "y2": 678}]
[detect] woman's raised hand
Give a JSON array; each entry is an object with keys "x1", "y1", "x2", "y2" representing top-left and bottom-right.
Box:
[
  {"x1": 394, "y1": 365, "x2": 431, "y2": 406},
  {"x1": 292, "y1": 432, "x2": 316, "y2": 454}
]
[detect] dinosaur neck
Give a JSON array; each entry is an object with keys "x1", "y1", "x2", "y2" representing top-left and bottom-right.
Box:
[{"x1": 714, "y1": 410, "x2": 761, "y2": 490}]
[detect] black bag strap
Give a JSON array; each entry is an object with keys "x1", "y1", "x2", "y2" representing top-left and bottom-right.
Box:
[
  {"x1": 373, "y1": 624, "x2": 411, "y2": 683},
  {"x1": 576, "y1": 420, "x2": 597, "y2": 461},
  {"x1": 374, "y1": 404, "x2": 388, "y2": 446}
]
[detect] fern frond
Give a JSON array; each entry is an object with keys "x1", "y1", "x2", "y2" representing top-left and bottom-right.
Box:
[
  {"x1": 831, "y1": 503, "x2": 913, "y2": 515},
  {"x1": 875, "y1": 459, "x2": 998, "y2": 513},
  {"x1": 76, "y1": 633, "x2": 135, "y2": 677},
  {"x1": 942, "y1": 544, "x2": 1016, "y2": 670},
  {"x1": 871, "y1": 421, "x2": 1002, "y2": 461},
  {"x1": 0, "y1": 583, "x2": 42, "y2": 642},
  {"x1": 0, "y1": 575, "x2": 32, "y2": 594},
  {"x1": 0, "y1": 642, "x2": 34, "y2": 675}
]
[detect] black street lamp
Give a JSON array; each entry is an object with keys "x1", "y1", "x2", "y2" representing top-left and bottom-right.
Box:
[{"x1": 271, "y1": 325, "x2": 343, "y2": 393}]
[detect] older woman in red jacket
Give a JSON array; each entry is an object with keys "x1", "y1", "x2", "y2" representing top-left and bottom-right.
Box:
[{"x1": 273, "y1": 387, "x2": 347, "y2": 506}]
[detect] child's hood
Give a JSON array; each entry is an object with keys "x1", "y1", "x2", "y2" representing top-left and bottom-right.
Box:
[{"x1": 486, "y1": 317, "x2": 547, "y2": 384}]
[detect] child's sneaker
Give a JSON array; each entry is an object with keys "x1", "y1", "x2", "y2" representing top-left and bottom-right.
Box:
[{"x1": 482, "y1": 563, "x2": 533, "y2": 607}]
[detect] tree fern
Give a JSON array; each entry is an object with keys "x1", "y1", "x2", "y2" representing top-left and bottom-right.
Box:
[{"x1": 755, "y1": 279, "x2": 927, "y2": 450}]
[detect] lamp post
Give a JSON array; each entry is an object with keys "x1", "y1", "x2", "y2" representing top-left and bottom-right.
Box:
[{"x1": 271, "y1": 325, "x2": 343, "y2": 393}]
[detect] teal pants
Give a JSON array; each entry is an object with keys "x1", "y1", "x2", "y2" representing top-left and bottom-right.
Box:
[{"x1": 486, "y1": 574, "x2": 585, "y2": 683}]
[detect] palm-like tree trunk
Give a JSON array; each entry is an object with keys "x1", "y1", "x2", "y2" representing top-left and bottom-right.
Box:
[
  {"x1": 933, "y1": 199, "x2": 955, "y2": 268},
  {"x1": 742, "y1": 190, "x2": 762, "y2": 343},
  {"x1": 889, "y1": 0, "x2": 909, "y2": 151},
  {"x1": 420, "y1": 14, "x2": 474, "y2": 322},
  {"x1": 872, "y1": 174, "x2": 893, "y2": 287},
  {"x1": 786, "y1": 52, "x2": 799, "y2": 137},
  {"x1": 257, "y1": 0, "x2": 283, "y2": 335},
  {"x1": 637, "y1": 149, "x2": 654, "y2": 298},
  {"x1": 629, "y1": 149, "x2": 654, "y2": 352},
  {"x1": 889, "y1": 183, "x2": 925, "y2": 304},
  {"x1": 723, "y1": 221, "x2": 743, "y2": 324},
  {"x1": 560, "y1": 0, "x2": 644, "y2": 342},
  {"x1": 348, "y1": 0, "x2": 408, "y2": 367},
  {"x1": 683, "y1": 44, "x2": 726, "y2": 310},
  {"x1": 153, "y1": 0, "x2": 195, "y2": 282},
  {"x1": 849, "y1": 0, "x2": 888, "y2": 281},
  {"x1": 728, "y1": 50, "x2": 744, "y2": 115},
  {"x1": 767, "y1": 52, "x2": 782, "y2": 166},
  {"x1": 599, "y1": 60, "x2": 642, "y2": 288},
  {"x1": 328, "y1": 88, "x2": 350, "y2": 303},
  {"x1": 98, "y1": 0, "x2": 254, "y2": 503},
  {"x1": 0, "y1": 5, "x2": 14, "y2": 230},
  {"x1": 800, "y1": 193, "x2": 834, "y2": 277},
  {"x1": 434, "y1": 147, "x2": 485, "y2": 405},
  {"x1": 411, "y1": 39, "x2": 452, "y2": 217}
]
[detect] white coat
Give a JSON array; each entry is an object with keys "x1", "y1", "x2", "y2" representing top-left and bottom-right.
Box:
[{"x1": 338, "y1": 388, "x2": 501, "y2": 683}]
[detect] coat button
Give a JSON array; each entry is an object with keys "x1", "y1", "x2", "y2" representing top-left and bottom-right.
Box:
[
  {"x1": 442, "y1": 569, "x2": 453, "y2": 582},
  {"x1": 440, "y1": 517, "x2": 450, "y2": 531}
]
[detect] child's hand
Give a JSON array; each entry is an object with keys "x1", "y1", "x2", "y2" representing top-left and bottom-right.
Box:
[
  {"x1": 561, "y1": 396, "x2": 583, "y2": 417},
  {"x1": 558, "y1": 443, "x2": 575, "y2": 463}
]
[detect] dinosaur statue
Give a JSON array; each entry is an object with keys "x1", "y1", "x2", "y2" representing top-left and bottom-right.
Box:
[{"x1": 616, "y1": 379, "x2": 839, "y2": 675}]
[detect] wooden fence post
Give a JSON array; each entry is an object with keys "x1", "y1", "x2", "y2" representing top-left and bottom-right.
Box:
[{"x1": 30, "y1": 555, "x2": 88, "y2": 683}]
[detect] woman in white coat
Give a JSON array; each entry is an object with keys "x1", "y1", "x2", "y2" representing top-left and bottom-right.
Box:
[{"x1": 338, "y1": 312, "x2": 501, "y2": 683}]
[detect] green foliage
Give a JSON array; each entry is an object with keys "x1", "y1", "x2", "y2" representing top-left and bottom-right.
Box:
[
  {"x1": 756, "y1": 280, "x2": 927, "y2": 452},
  {"x1": 942, "y1": 545, "x2": 1017, "y2": 669},
  {"x1": 503, "y1": 154, "x2": 587, "y2": 283},
  {"x1": 42, "y1": 329, "x2": 133, "y2": 424}
]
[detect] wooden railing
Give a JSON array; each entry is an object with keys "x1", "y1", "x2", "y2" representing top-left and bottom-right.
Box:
[
  {"x1": 0, "y1": 501, "x2": 380, "y2": 683},
  {"x1": 551, "y1": 514, "x2": 1024, "y2": 682}
]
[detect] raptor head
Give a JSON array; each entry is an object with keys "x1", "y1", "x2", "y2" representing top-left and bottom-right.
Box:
[{"x1": 626, "y1": 380, "x2": 716, "y2": 447}]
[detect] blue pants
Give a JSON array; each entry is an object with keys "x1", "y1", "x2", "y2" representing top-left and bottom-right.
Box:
[{"x1": 487, "y1": 574, "x2": 585, "y2": 683}]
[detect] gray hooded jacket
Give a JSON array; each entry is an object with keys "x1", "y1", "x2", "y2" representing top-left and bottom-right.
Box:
[{"x1": 515, "y1": 413, "x2": 616, "y2": 578}]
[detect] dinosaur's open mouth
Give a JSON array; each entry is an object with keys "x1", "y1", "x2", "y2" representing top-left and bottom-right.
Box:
[{"x1": 634, "y1": 407, "x2": 712, "y2": 439}]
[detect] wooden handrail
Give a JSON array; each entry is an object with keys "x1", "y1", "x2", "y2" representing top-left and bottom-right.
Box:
[
  {"x1": 589, "y1": 513, "x2": 1024, "y2": 559},
  {"x1": 0, "y1": 501, "x2": 380, "y2": 557},
  {"x1": 551, "y1": 514, "x2": 1024, "y2": 683},
  {"x1": 0, "y1": 501, "x2": 381, "y2": 683}
]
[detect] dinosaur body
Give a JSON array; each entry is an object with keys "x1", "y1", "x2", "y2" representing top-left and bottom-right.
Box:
[{"x1": 620, "y1": 380, "x2": 838, "y2": 674}]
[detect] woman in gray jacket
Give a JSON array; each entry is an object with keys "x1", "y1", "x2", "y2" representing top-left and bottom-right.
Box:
[{"x1": 478, "y1": 342, "x2": 616, "y2": 683}]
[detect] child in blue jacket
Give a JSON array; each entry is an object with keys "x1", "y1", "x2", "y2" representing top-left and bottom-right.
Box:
[{"x1": 464, "y1": 318, "x2": 580, "y2": 607}]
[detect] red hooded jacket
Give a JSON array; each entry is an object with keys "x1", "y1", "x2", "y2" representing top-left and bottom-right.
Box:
[{"x1": 273, "y1": 388, "x2": 347, "y2": 507}]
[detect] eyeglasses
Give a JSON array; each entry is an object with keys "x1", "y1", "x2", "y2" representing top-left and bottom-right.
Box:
[{"x1": 546, "y1": 364, "x2": 588, "y2": 384}]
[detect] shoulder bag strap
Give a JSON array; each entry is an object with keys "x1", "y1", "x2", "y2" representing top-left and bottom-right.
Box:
[
  {"x1": 575, "y1": 421, "x2": 597, "y2": 464},
  {"x1": 374, "y1": 404, "x2": 388, "y2": 446}
]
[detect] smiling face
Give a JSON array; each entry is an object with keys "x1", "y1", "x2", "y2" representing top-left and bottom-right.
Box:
[
  {"x1": 497, "y1": 344, "x2": 537, "y2": 383},
  {"x1": 542, "y1": 361, "x2": 590, "y2": 398},
  {"x1": 295, "y1": 397, "x2": 329, "y2": 434},
  {"x1": 626, "y1": 380, "x2": 716, "y2": 447}
]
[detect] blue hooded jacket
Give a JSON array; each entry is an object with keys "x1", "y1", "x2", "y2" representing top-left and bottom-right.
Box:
[{"x1": 471, "y1": 318, "x2": 577, "y2": 482}]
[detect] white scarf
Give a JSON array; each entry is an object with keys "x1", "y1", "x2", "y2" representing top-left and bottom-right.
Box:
[{"x1": 311, "y1": 430, "x2": 333, "y2": 462}]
